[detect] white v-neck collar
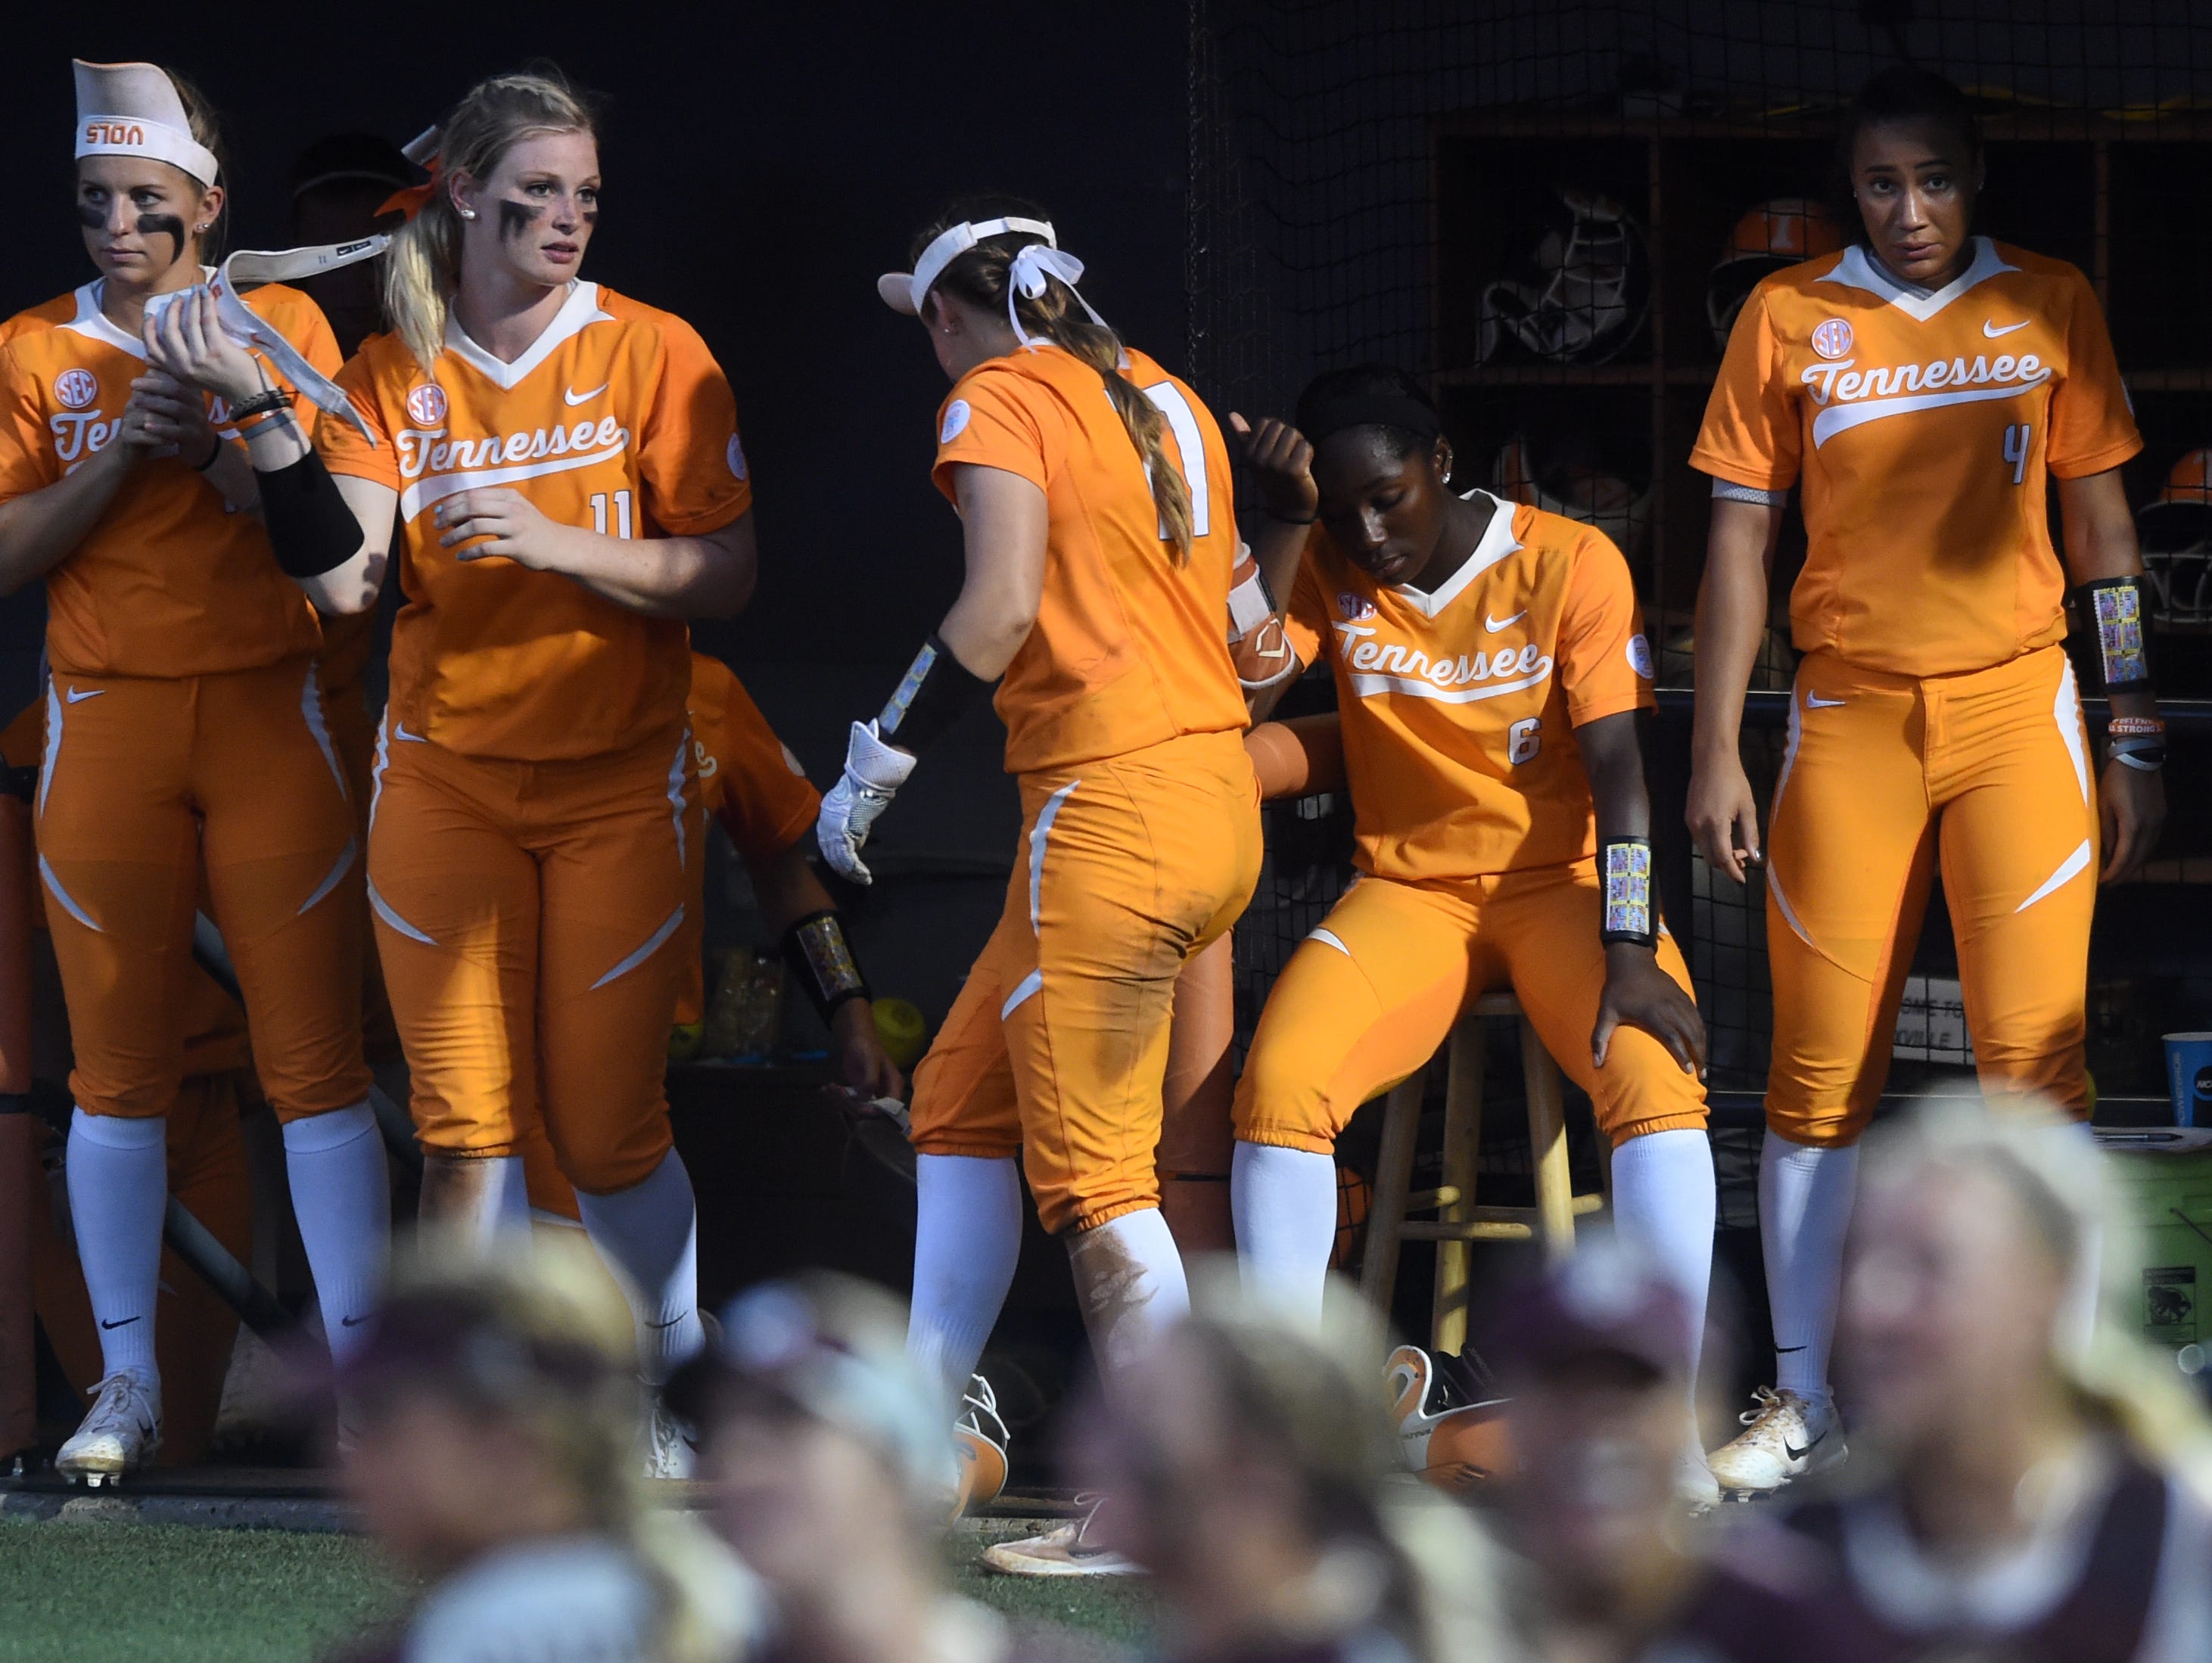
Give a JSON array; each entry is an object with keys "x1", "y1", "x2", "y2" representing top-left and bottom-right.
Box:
[
  {"x1": 442, "y1": 281, "x2": 611, "y2": 390},
  {"x1": 61, "y1": 270, "x2": 219, "y2": 362},
  {"x1": 1389, "y1": 489, "x2": 1522, "y2": 620},
  {"x1": 1818, "y1": 237, "x2": 2017, "y2": 322}
]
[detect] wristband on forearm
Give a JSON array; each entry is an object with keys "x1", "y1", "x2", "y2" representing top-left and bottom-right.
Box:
[
  {"x1": 1598, "y1": 837, "x2": 1660, "y2": 949},
  {"x1": 255, "y1": 449, "x2": 364, "y2": 579},
  {"x1": 2078, "y1": 577, "x2": 2154, "y2": 693},
  {"x1": 877, "y1": 634, "x2": 990, "y2": 754},
  {"x1": 2108, "y1": 713, "x2": 2167, "y2": 772},
  {"x1": 781, "y1": 909, "x2": 872, "y2": 1024}
]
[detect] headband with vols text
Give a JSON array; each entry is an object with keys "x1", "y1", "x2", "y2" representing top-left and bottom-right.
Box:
[{"x1": 73, "y1": 60, "x2": 219, "y2": 186}]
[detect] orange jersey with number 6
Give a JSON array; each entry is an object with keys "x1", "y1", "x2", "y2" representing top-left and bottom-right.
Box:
[
  {"x1": 1693, "y1": 238, "x2": 2140, "y2": 677},
  {"x1": 932, "y1": 344, "x2": 1247, "y2": 773},
  {"x1": 319, "y1": 281, "x2": 751, "y2": 761},
  {"x1": 1283, "y1": 493, "x2": 1654, "y2": 884},
  {"x1": 0, "y1": 282, "x2": 336, "y2": 679}
]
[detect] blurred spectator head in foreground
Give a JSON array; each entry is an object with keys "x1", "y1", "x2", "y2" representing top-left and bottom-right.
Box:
[
  {"x1": 1493, "y1": 1236, "x2": 1706, "y2": 1644},
  {"x1": 1074, "y1": 1267, "x2": 1507, "y2": 1663},
  {"x1": 679, "y1": 1273, "x2": 976, "y2": 1661},
  {"x1": 334, "y1": 1237, "x2": 758, "y2": 1663}
]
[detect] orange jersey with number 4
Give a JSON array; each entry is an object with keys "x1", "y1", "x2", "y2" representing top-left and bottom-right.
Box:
[
  {"x1": 1693, "y1": 238, "x2": 2140, "y2": 677},
  {"x1": 319, "y1": 281, "x2": 751, "y2": 761},
  {"x1": 0, "y1": 282, "x2": 336, "y2": 679},
  {"x1": 1283, "y1": 493, "x2": 1654, "y2": 884},
  {"x1": 932, "y1": 344, "x2": 1247, "y2": 773}
]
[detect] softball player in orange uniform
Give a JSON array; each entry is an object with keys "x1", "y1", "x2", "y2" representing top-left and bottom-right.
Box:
[
  {"x1": 1229, "y1": 367, "x2": 1717, "y2": 1503},
  {"x1": 820, "y1": 201, "x2": 1258, "y2": 1563},
  {"x1": 250, "y1": 70, "x2": 755, "y2": 1472},
  {"x1": 0, "y1": 61, "x2": 384, "y2": 1486},
  {"x1": 1688, "y1": 68, "x2": 2164, "y2": 1494}
]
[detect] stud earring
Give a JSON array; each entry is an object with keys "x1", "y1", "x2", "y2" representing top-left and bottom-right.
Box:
[{"x1": 459, "y1": 207, "x2": 477, "y2": 221}]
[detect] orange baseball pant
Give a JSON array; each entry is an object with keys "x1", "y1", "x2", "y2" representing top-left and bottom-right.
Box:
[
  {"x1": 36, "y1": 660, "x2": 369, "y2": 1122},
  {"x1": 1236, "y1": 859, "x2": 1707, "y2": 1152},
  {"x1": 366, "y1": 720, "x2": 696, "y2": 1194},
  {"x1": 908, "y1": 729, "x2": 1262, "y2": 1235},
  {"x1": 1763, "y1": 644, "x2": 2098, "y2": 1146}
]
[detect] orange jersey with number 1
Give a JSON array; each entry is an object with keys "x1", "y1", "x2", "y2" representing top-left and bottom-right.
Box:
[
  {"x1": 1693, "y1": 238, "x2": 2140, "y2": 676},
  {"x1": 932, "y1": 344, "x2": 1247, "y2": 772},
  {"x1": 319, "y1": 281, "x2": 751, "y2": 761}
]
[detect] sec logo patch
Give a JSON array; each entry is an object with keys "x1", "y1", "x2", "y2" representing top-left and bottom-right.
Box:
[
  {"x1": 406, "y1": 383, "x2": 449, "y2": 426},
  {"x1": 54, "y1": 369, "x2": 98, "y2": 411},
  {"x1": 1626, "y1": 632, "x2": 1654, "y2": 679},
  {"x1": 1810, "y1": 318, "x2": 1853, "y2": 360},
  {"x1": 1337, "y1": 592, "x2": 1376, "y2": 621},
  {"x1": 939, "y1": 399, "x2": 972, "y2": 444},
  {"x1": 726, "y1": 434, "x2": 748, "y2": 480}
]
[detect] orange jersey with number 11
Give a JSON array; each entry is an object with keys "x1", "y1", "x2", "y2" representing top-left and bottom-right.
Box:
[{"x1": 319, "y1": 281, "x2": 751, "y2": 762}]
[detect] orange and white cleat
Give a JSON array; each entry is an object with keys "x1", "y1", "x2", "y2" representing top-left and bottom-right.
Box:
[
  {"x1": 951, "y1": 1373, "x2": 1010, "y2": 1519},
  {"x1": 1385, "y1": 1343, "x2": 1515, "y2": 1493}
]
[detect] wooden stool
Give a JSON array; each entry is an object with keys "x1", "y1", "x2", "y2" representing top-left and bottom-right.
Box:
[{"x1": 1358, "y1": 990, "x2": 1608, "y2": 1353}]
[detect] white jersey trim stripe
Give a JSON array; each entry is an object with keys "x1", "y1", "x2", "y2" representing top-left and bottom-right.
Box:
[
  {"x1": 1810, "y1": 378, "x2": 2046, "y2": 448},
  {"x1": 590, "y1": 904, "x2": 685, "y2": 991},
  {"x1": 38, "y1": 855, "x2": 100, "y2": 932},
  {"x1": 296, "y1": 838, "x2": 358, "y2": 916},
  {"x1": 1349, "y1": 667, "x2": 1552, "y2": 704},
  {"x1": 1815, "y1": 238, "x2": 2018, "y2": 322},
  {"x1": 2055, "y1": 659, "x2": 2089, "y2": 807},
  {"x1": 1001, "y1": 968, "x2": 1044, "y2": 1021},
  {"x1": 1028, "y1": 780, "x2": 1080, "y2": 933},
  {"x1": 1308, "y1": 928, "x2": 1352, "y2": 957},
  {"x1": 300, "y1": 664, "x2": 349, "y2": 800},
  {"x1": 399, "y1": 443, "x2": 627, "y2": 521},
  {"x1": 441, "y1": 281, "x2": 614, "y2": 390},
  {"x1": 366, "y1": 878, "x2": 436, "y2": 946}
]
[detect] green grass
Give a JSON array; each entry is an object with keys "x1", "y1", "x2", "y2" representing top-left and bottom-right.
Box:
[
  {"x1": 0, "y1": 1518, "x2": 1151, "y2": 1660},
  {"x1": 0, "y1": 1522, "x2": 404, "y2": 1662},
  {"x1": 951, "y1": 1519, "x2": 1157, "y2": 1646}
]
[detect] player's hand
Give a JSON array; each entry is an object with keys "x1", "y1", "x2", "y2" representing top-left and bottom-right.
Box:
[
  {"x1": 437, "y1": 487, "x2": 577, "y2": 569},
  {"x1": 827, "y1": 998, "x2": 907, "y2": 1102},
  {"x1": 125, "y1": 369, "x2": 220, "y2": 461},
  {"x1": 1592, "y1": 943, "x2": 1706, "y2": 1077},
  {"x1": 109, "y1": 388, "x2": 170, "y2": 455},
  {"x1": 1227, "y1": 412, "x2": 1320, "y2": 524},
  {"x1": 815, "y1": 720, "x2": 918, "y2": 886},
  {"x1": 2098, "y1": 754, "x2": 2165, "y2": 884},
  {"x1": 142, "y1": 287, "x2": 265, "y2": 407},
  {"x1": 1685, "y1": 752, "x2": 1762, "y2": 884}
]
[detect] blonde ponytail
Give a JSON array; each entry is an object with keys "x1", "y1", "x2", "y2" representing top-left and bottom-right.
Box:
[
  {"x1": 917, "y1": 199, "x2": 1197, "y2": 561},
  {"x1": 385, "y1": 67, "x2": 598, "y2": 371}
]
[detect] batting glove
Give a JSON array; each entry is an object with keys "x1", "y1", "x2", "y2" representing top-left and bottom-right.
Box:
[{"x1": 816, "y1": 720, "x2": 919, "y2": 885}]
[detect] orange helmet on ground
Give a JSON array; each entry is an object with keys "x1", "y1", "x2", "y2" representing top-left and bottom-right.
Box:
[{"x1": 1707, "y1": 197, "x2": 1847, "y2": 353}]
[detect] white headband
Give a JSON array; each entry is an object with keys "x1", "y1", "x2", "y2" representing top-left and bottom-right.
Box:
[
  {"x1": 876, "y1": 216, "x2": 1056, "y2": 317},
  {"x1": 144, "y1": 239, "x2": 390, "y2": 443},
  {"x1": 73, "y1": 60, "x2": 220, "y2": 187},
  {"x1": 875, "y1": 216, "x2": 1109, "y2": 347}
]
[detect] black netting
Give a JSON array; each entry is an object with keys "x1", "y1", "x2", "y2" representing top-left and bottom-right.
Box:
[{"x1": 1196, "y1": 0, "x2": 2212, "y2": 1097}]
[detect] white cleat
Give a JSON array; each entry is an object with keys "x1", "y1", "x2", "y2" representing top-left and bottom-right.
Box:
[
  {"x1": 641, "y1": 1397, "x2": 696, "y2": 1481},
  {"x1": 1674, "y1": 1449, "x2": 1723, "y2": 1514},
  {"x1": 952, "y1": 1374, "x2": 1011, "y2": 1520},
  {"x1": 1706, "y1": 1387, "x2": 1845, "y2": 1498},
  {"x1": 981, "y1": 1494, "x2": 1144, "y2": 1578},
  {"x1": 56, "y1": 1372, "x2": 162, "y2": 1488}
]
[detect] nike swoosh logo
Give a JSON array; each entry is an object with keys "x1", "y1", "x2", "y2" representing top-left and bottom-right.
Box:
[
  {"x1": 646, "y1": 1313, "x2": 691, "y2": 1330},
  {"x1": 64, "y1": 687, "x2": 104, "y2": 704},
  {"x1": 564, "y1": 383, "x2": 609, "y2": 406},
  {"x1": 1784, "y1": 1428, "x2": 1827, "y2": 1461},
  {"x1": 1983, "y1": 319, "x2": 2029, "y2": 337},
  {"x1": 100, "y1": 1316, "x2": 141, "y2": 1330},
  {"x1": 1806, "y1": 693, "x2": 1846, "y2": 708},
  {"x1": 1484, "y1": 611, "x2": 1527, "y2": 633},
  {"x1": 340, "y1": 1313, "x2": 370, "y2": 1328},
  {"x1": 393, "y1": 723, "x2": 426, "y2": 743}
]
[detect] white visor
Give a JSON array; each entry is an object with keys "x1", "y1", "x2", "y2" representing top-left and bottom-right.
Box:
[
  {"x1": 877, "y1": 216, "x2": 1056, "y2": 316},
  {"x1": 73, "y1": 60, "x2": 221, "y2": 187}
]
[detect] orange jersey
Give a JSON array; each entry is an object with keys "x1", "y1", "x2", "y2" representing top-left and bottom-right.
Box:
[
  {"x1": 318, "y1": 281, "x2": 751, "y2": 761},
  {"x1": 1692, "y1": 238, "x2": 2141, "y2": 677},
  {"x1": 0, "y1": 281, "x2": 334, "y2": 679},
  {"x1": 686, "y1": 651, "x2": 818, "y2": 864},
  {"x1": 932, "y1": 344, "x2": 1246, "y2": 773},
  {"x1": 1282, "y1": 493, "x2": 1654, "y2": 882}
]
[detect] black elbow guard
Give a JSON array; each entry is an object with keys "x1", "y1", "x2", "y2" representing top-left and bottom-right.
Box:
[
  {"x1": 780, "y1": 909, "x2": 873, "y2": 1024},
  {"x1": 257, "y1": 449, "x2": 363, "y2": 579}
]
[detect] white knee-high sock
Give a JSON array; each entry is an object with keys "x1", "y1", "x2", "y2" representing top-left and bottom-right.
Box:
[
  {"x1": 282, "y1": 1101, "x2": 390, "y2": 1364},
  {"x1": 1066, "y1": 1206, "x2": 1190, "y2": 1386},
  {"x1": 1230, "y1": 1140, "x2": 1338, "y2": 1325},
  {"x1": 1610, "y1": 1128, "x2": 1717, "y2": 1382},
  {"x1": 908, "y1": 1154, "x2": 1024, "y2": 1413},
  {"x1": 575, "y1": 1151, "x2": 702, "y2": 1383},
  {"x1": 66, "y1": 1110, "x2": 167, "y2": 1387},
  {"x1": 1760, "y1": 1134, "x2": 1859, "y2": 1407}
]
